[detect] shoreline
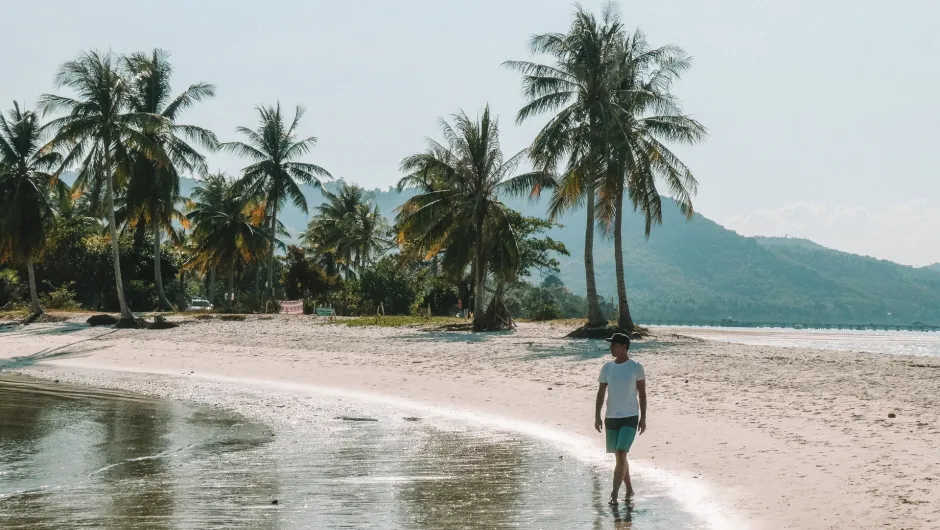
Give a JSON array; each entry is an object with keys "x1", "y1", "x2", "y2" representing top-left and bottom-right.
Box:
[
  {"x1": 2, "y1": 316, "x2": 939, "y2": 529},
  {"x1": 5, "y1": 364, "x2": 737, "y2": 530}
]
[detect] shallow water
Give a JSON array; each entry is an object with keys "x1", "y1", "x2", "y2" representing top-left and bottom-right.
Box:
[
  {"x1": 659, "y1": 325, "x2": 940, "y2": 357},
  {"x1": 0, "y1": 375, "x2": 702, "y2": 529}
]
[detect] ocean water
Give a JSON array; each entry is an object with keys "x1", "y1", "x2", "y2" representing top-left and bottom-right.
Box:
[
  {"x1": 658, "y1": 325, "x2": 940, "y2": 357},
  {"x1": 0, "y1": 375, "x2": 705, "y2": 529}
]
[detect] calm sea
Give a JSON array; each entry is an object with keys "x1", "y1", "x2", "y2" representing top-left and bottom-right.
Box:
[
  {"x1": 657, "y1": 325, "x2": 940, "y2": 357},
  {"x1": 0, "y1": 375, "x2": 705, "y2": 529}
]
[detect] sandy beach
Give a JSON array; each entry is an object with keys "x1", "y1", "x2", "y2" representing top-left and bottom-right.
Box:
[{"x1": 1, "y1": 315, "x2": 938, "y2": 529}]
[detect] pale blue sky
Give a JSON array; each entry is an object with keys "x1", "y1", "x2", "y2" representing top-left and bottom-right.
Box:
[{"x1": 3, "y1": 1, "x2": 939, "y2": 265}]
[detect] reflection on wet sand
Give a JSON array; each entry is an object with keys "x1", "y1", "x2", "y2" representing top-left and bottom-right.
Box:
[{"x1": 0, "y1": 375, "x2": 698, "y2": 528}]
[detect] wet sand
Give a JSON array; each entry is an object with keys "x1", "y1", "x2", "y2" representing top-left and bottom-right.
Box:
[
  {"x1": 2, "y1": 373, "x2": 689, "y2": 529},
  {"x1": 2, "y1": 316, "x2": 939, "y2": 529}
]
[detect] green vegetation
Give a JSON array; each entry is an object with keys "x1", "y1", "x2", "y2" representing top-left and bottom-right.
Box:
[
  {"x1": 3, "y1": 5, "x2": 934, "y2": 329},
  {"x1": 343, "y1": 316, "x2": 466, "y2": 329}
]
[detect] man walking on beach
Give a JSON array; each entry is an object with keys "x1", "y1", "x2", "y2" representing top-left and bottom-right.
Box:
[{"x1": 595, "y1": 333, "x2": 646, "y2": 505}]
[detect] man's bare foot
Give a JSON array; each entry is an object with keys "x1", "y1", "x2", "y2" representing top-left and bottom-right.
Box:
[
  {"x1": 609, "y1": 493, "x2": 619, "y2": 506},
  {"x1": 623, "y1": 489, "x2": 635, "y2": 501}
]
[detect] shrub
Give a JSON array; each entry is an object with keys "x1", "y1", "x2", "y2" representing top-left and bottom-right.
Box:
[{"x1": 39, "y1": 282, "x2": 82, "y2": 311}]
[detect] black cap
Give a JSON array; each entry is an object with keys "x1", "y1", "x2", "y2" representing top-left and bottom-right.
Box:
[{"x1": 606, "y1": 333, "x2": 631, "y2": 346}]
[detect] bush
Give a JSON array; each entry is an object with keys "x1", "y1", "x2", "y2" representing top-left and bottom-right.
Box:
[
  {"x1": 0, "y1": 269, "x2": 23, "y2": 307},
  {"x1": 516, "y1": 286, "x2": 562, "y2": 321},
  {"x1": 39, "y1": 282, "x2": 82, "y2": 311},
  {"x1": 422, "y1": 277, "x2": 460, "y2": 316},
  {"x1": 357, "y1": 257, "x2": 421, "y2": 315}
]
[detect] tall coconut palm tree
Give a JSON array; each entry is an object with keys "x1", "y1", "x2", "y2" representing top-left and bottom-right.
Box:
[
  {"x1": 397, "y1": 105, "x2": 550, "y2": 332},
  {"x1": 40, "y1": 51, "x2": 168, "y2": 324},
  {"x1": 595, "y1": 32, "x2": 706, "y2": 330},
  {"x1": 122, "y1": 49, "x2": 218, "y2": 310},
  {"x1": 505, "y1": 4, "x2": 625, "y2": 329},
  {"x1": 304, "y1": 182, "x2": 393, "y2": 278},
  {"x1": 222, "y1": 103, "x2": 331, "y2": 300},
  {"x1": 0, "y1": 103, "x2": 65, "y2": 316},
  {"x1": 187, "y1": 173, "x2": 267, "y2": 309}
]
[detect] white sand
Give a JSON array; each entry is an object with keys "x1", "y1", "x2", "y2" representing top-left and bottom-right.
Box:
[{"x1": 1, "y1": 315, "x2": 938, "y2": 529}]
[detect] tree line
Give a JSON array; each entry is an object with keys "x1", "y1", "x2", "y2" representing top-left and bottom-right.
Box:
[{"x1": 0, "y1": 5, "x2": 704, "y2": 332}]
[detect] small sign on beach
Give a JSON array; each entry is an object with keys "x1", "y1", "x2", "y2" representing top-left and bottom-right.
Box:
[
  {"x1": 315, "y1": 307, "x2": 334, "y2": 317},
  {"x1": 279, "y1": 300, "x2": 303, "y2": 315}
]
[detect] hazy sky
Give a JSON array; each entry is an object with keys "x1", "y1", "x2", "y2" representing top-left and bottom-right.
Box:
[{"x1": 3, "y1": 1, "x2": 938, "y2": 266}]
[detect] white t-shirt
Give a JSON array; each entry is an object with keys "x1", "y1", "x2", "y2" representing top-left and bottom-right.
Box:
[{"x1": 598, "y1": 359, "x2": 645, "y2": 418}]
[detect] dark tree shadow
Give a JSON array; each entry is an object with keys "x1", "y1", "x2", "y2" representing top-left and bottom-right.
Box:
[
  {"x1": 523, "y1": 339, "x2": 661, "y2": 362},
  {"x1": 0, "y1": 330, "x2": 117, "y2": 371}
]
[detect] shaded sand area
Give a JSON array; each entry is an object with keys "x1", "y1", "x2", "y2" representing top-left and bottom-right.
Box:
[{"x1": 2, "y1": 315, "x2": 939, "y2": 529}]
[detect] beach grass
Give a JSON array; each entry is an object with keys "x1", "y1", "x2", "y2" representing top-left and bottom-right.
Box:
[{"x1": 343, "y1": 315, "x2": 467, "y2": 328}]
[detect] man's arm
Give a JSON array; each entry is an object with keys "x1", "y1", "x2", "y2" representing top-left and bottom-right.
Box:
[
  {"x1": 637, "y1": 379, "x2": 647, "y2": 434},
  {"x1": 595, "y1": 383, "x2": 607, "y2": 432}
]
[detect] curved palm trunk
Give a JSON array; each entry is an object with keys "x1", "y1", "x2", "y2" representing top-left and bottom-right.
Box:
[
  {"x1": 583, "y1": 176, "x2": 607, "y2": 327},
  {"x1": 472, "y1": 204, "x2": 486, "y2": 332},
  {"x1": 153, "y1": 216, "x2": 172, "y2": 310},
  {"x1": 613, "y1": 183, "x2": 634, "y2": 331},
  {"x1": 268, "y1": 209, "x2": 277, "y2": 301},
  {"x1": 26, "y1": 257, "x2": 42, "y2": 315},
  {"x1": 105, "y1": 157, "x2": 134, "y2": 321}
]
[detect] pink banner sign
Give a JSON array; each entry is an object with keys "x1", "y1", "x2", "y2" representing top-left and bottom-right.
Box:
[{"x1": 279, "y1": 300, "x2": 303, "y2": 315}]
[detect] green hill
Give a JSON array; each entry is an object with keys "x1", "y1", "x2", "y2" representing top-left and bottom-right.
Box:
[
  {"x1": 280, "y1": 182, "x2": 940, "y2": 325},
  {"x1": 67, "y1": 174, "x2": 940, "y2": 325}
]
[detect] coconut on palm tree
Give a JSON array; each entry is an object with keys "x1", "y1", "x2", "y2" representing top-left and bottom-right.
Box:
[
  {"x1": 40, "y1": 51, "x2": 169, "y2": 325},
  {"x1": 505, "y1": 4, "x2": 626, "y2": 331},
  {"x1": 594, "y1": 32, "x2": 706, "y2": 330},
  {"x1": 121, "y1": 49, "x2": 218, "y2": 310},
  {"x1": 222, "y1": 103, "x2": 331, "y2": 302},
  {"x1": 0, "y1": 102, "x2": 65, "y2": 317},
  {"x1": 396, "y1": 105, "x2": 550, "y2": 331}
]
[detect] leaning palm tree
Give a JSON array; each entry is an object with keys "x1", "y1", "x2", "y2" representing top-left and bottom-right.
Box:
[
  {"x1": 397, "y1": 105, "x2": 549, "y2": 331},
  {"x1": 122, "y1": 49, "x2": 218, "y2": 310},
  {"x1": 595, "y1": 32, "x2": 706, "y2": 330},
  {"x1": 0, "y1": 103, "x2": 65, "y2": 316},
  {"x1": 505, "y1": 4, "x2": 625, "y2": 330},
  {"x1": 40, "y1": 51, "x2": 169, "y2": 324},
  {"x1": 222, "y1": 103, "x2": 331, "y2": 300},
  {"x1": 187, "y1": 173, "x2": 266, "y2": 309}
]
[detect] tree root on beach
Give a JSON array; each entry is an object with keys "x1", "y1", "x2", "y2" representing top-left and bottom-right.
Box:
[
  {"x1": 480, "y1": 297, "x2": 516, "y2": 332},
  {"x1": 114, "y1": 317, "x2": 144, "y2": 329}
]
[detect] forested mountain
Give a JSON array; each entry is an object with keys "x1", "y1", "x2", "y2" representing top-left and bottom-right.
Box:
[{"x1": 76, "y1": 174, "x2": 940, "y2": 324}]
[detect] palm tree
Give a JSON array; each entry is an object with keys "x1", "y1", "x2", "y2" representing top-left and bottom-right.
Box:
[
  {"x1": 222, "y1": 103, "x2": 331, "y2": 301},
  {"x1": 397, "y1": 105, "x2": 549, "y2": 331},
  {"x1": 122, "y1": 49, "x2": 218, "y2": 310},
  {"x1": 0, "y1": 103, "x2": 64, "y2": 316},
  {"x1": 40, "y1": 51, "x2": 168, "y2": 324},
  {"x1": 187, "y1": 174, "x2": 266, "y2": 309},
  {"x1": 505, "y1": 4, "x2": 626, "y2": 329},
  {"x1": 595, "y1": 32, "x2": 706, "y2": 330},
  {"x1": 304, "y1": 182, "x2": 393, "y2": 278}
]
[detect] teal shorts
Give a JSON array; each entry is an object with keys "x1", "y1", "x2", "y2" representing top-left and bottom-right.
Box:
[{"x1": 605, "y1": 416, "x2": 639, "y2": 453}]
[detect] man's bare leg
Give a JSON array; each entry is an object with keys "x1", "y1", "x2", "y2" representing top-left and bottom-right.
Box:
[
  {"x1": 623, "y1": 457, "x2": 635, "y2": 499},
  {"x1": 610, "y1": 450, "x2": 627, "y2": 504}
]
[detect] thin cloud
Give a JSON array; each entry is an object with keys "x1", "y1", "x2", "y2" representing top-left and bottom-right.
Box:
[{"x1": 722, "y1": 200, "x2": 940, "y2": 267}]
